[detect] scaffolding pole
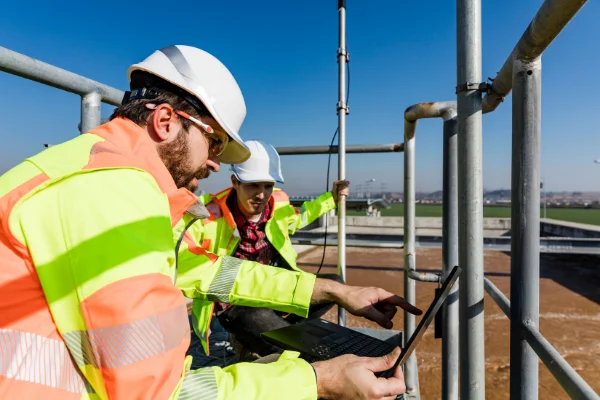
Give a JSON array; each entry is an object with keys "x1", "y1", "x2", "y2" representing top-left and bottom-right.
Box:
[
  {"x1": 510, "y1": 56, "x2": 542, "y2": 400},
  {"x1": 336, "y1": 0, "x2": 348, "y2": 326},
  {"x1": 403, "y1": 101, "x2": 457, "y2": 399},
  {"x1": 456, "y1": 0, "x2": 485, "y2": 398},
  {"x1": 442, "y1": 112, "x2": 459, "y2": 400},
  {"x1": 482, "y1": 0, "x2": 588, "y2": 114},
  {"x1": 276, "y1": 143, "x2": 403, "y2": 155}
]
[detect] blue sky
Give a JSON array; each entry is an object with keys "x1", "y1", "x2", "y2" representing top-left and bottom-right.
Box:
[{"x1": 1, "y1": 0, "x2": 599, "y2": 196}]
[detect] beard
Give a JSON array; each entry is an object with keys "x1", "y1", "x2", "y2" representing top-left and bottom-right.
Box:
[{"x1": 157, "y1": 130, "x2": 211, "y2": 193}]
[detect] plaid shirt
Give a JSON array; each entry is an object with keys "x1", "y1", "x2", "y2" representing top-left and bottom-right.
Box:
[{"x1": 227, "y1": 191, "x2": 278, "y2": 266}]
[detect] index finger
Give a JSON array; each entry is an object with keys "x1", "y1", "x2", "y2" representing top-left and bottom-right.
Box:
[{"x1": 379, "y1": 292, "x2": 422, "y2": 315}]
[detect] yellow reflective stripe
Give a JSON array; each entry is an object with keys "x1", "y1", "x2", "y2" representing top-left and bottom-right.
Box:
[
  {"x1": 62, "y1": 304, "x2": 188, "y2": 369},
  {"x1": 0, "y1": 329, "x2": 88, "y2": 394},
  {"x1": 178, "y1": 367, "x2": 218, "y2": 400},
  {"x1": 206, "y1": 256, "x2": 243, "y2": 303},
  {"x1": 10, "y1": 169, "x2": 173, "y2": 334}
]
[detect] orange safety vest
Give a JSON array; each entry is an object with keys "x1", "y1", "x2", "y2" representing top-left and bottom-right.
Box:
[{"x1": 0, "y1": 118, "x2": 317, "y2": 400}]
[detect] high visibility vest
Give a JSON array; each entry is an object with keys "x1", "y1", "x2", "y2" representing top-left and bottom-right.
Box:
[
  {"x1": 0, "y1": 118, "x2": 317, "y2": 400},
  {"x1": 186, "y1": 187, "x2": 336, "y2": 341}
]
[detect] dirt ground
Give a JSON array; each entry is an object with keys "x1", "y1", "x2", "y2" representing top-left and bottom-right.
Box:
[{"x1": 297, "y1": 247, "x2": 600, "y2": 400}]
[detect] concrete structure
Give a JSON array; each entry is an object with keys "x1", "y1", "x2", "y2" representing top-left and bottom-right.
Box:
[
  {"x1": 314, "y1": 216, "x2": 511, "y2": 237},
  {"x1": 305, "y1": 217, "x2": 600, "y2": 240},
  {"x1": 540, "y1": 219, "x2": 600, "y2": 238}
]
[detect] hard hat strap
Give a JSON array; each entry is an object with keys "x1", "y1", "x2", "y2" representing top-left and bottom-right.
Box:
[{"x1": 122, "y1": 86, "x2": 208, "y2": 119}]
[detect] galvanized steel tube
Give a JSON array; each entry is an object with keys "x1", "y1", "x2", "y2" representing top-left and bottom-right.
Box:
[
  {"x1": 407, "y1": 269, "x2": 440, "y2": 283},
  {"x1": 0, "y1": 46, "x2": 123, "y2": 106},
  {"x1": 456, "y1": 0, "x2": 485, "y2": 398},
  {"x1": 482, "y1": 0, "x2": 587, "y2": 113},
  {"x1": 510, "y1": 56, "x2": 542, "y2": 400},
  {"x1": 276, "y1": 143, "x2": 403, "y2": 155},
  {"x1": 81, "y1": 92, "x2": 102, "y2": 134},
  {"x1": 521, "y1": 323, "x2": 600, "y2": 400},
  {"x1": 483, "y1": 279, "x2": 600, "y2": 400},
  {"x1": 403, "y1": 101, "x2": 457, "y2": 399},
  {"x1": 402, "y1": 121, "x2": 418, "y2": 396},
  {"x1": 442, "y1": 113, "x2": 459, "y2": 400},
  {"x1": 336, "y1": 0, "x2": 348, "y2": 326}
]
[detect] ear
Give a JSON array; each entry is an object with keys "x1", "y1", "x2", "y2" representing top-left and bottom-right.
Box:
[
  {"x1": 230, "y1": 174, "x2": 238, "y2": 188},
  {"x1": 150, "y1": 104, "x2": 179, "y2": 142}
]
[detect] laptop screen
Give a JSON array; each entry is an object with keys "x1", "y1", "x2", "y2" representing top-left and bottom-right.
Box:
[{"x1": 381, "y1": 265, "x2": 462, "y2": 378}]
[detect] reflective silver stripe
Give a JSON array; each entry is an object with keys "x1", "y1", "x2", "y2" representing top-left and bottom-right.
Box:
[
  {"x1": 63, "y1": 304, "x2": 189, "y2": 369},
  {"x1": 207, "y1": 256, "x2": 243, "y2": 303},
  {"x1": 0, "y1": 329, "x2": 86, "y2": 394},
  {"x1": 178, "y1": 368, "x2": 218, "y2": 400}
]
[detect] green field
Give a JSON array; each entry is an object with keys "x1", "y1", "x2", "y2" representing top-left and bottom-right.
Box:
[{"x1": 347, "y1": 204, "x2": 600, "y2": 226}]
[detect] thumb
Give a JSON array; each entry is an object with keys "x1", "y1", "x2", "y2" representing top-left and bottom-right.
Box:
[
  {"x1": 366, "y1": 347, "x2": 401, "y2": 373},
  {"x1": 363, "y1": 305, "x2": 394, "y2": 329}
]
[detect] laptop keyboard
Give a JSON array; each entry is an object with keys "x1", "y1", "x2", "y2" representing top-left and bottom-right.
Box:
[{"x1": 306, "y1": 331, "x2": 397, "y2": 362}]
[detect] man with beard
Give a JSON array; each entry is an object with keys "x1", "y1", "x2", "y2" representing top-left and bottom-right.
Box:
[
  {"x1": 187, "y1": 140, "x2": 351, "y2": 361},
  {"x1": 0, "y1": 45, "x2": 418, "y2": 400}
]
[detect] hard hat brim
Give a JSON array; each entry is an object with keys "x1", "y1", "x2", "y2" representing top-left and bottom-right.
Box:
[{"x1": 232, "y1": 168, "x2": 284, "y2": 184}]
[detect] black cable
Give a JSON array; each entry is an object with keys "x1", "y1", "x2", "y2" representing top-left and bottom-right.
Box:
[
  {"x1": 316, "y1": 128, "x2": 338, "y2": 274},
  {"x1": 316, "y1": 57, "x2": 350, "y2": 274}
]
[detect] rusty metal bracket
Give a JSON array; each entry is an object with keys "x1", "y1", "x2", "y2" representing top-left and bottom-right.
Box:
[{"x1": 455, "y1": 82, "x2": 490, "y2": 94}]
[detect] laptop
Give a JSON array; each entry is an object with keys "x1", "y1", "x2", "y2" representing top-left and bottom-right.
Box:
[{"x1": 261, "y1": 265, "x2": 462, "y2": 379}]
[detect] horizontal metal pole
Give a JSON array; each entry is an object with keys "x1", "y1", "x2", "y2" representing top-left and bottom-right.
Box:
[
  {"x1": 291, "y1": 231, "x2": 600, "y2": 255},
  {"x1": 408, "y1": 269, "x2": 441, "y2": 283},
  {"x1": 484, "y1": 279, "x2": 600, "y2": 400},
  {"x1": 276, "y1": 143, "x2": 403, "y2": 155},
  {"x1": 482, "y1": 0, "x2": 588, "y2": 113},
  {"x1": 0, "y1": 46, "x2": 124, "y2": 106},
  {"x1": 291, "y1": 237, "x2": 404, "y2": 249},
  {"x1": 406, "y1": 251, "x2": 440, "y2": 283}
]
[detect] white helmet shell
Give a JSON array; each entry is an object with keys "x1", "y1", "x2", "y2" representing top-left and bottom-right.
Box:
[
  {"x1": 231, "y1": 140, "x2": 284, "y2": 184},
  {"x1": 128, "y1": 45, "x2": 250, "y2": 164}
]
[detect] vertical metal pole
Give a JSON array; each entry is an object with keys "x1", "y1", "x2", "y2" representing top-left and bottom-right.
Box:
[
  {"x1": 81, "y1": 92, "x2": 102, "y2": 134},
  {"x1": 403, "y1": 121, "x2": 419, "y2": 397},
  {"x1": 336, "y1": 0, "x2": 348, "y2": 326},
  {"x1": 510, "y1": 56, "x2": 542, "y2": 400},
  {"x1": 442, "y1": 114, "x2": 459, "y2": 400},
  {"x1": 456, "y1": 0, "x2": 485, "y2": 398}
]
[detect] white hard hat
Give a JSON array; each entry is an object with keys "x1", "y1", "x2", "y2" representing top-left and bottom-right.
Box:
[
  {"x1": 128, "y1": 45, "x2": 251, "y2": 164},
  {"x1": 231, "y1": 140, "x2": 284, "y2": 184}
]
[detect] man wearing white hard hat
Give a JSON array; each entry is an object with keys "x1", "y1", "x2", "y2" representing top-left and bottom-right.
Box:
[
  {"x1": 189, "y1": 140, "x2": 349, "y2": 359},
  {"x1": 0, "y1": 44, "x2": 418, "y2": 400}
]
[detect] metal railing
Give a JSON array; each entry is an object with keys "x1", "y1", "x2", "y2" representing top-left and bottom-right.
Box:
[
  {"x1": 1, "y1": 0, "x2": 599, "y2": 398},
  {"x1": 484, "y1": 279, "x2": 599, "y2": 399},
  {"x1": 402, "y1": 101, "x2": 459, "y2": 397},
  {"x1": 0, "y1": 47, "x2": 123, "y2": 133},
  {"x1": 399, "y1": 0, "x2": 597, "y2": 399}
]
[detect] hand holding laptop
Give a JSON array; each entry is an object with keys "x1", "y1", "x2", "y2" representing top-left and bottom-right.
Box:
[
  {"x1": 312, "y1": 278, "x2": 423, "y2": 328},
  {"x1": 312, "y1": 347, "x2": 406, "y2": 400},
  {"x1": 266, "y1": 267, "x2": 462, "y2": 400}
]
